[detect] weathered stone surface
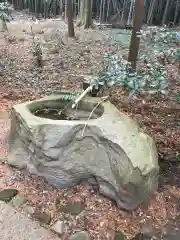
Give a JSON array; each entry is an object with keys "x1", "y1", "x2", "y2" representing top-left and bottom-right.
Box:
[
  {"x1": 161, "y1": 217, "x2": 180, "y2": 240},
  {"x1": 69, "y1": 231, "x2": 91, "y2": 240},
  {"x1": 0, "y1": 189, "x2": 18, "y2": 202},
  {"x1": 7, "y1": 95, "x2": 159, "y2": 210},
  {"x1": 21, "y1": 203, "x2": 35, "y2": 215},
  {"x1": 132, "y1": 218, "x2": 180, "y2": 240},
  {"x1": 33, "y1": 211, "x2": 51, "y2": 224},
  {"x1": 51, "y1": 220, "x2": 67, "y2": 235},
  {"x1": 132, "y1": 223, "x2": 157, "y2": 239},
  {"x1": 10, "y1": 194, "x2": 27, "y2": 208},
  {"x1": 0, "y1": 201, "x2": 60, "y2": 240},
  {"x1": 58, "y1": 203, "x2": 85, "y2": 215}
]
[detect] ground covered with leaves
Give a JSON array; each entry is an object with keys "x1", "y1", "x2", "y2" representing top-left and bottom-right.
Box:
[{"x1": 0, "y1": 11, "x2": 180, "y2": 239}]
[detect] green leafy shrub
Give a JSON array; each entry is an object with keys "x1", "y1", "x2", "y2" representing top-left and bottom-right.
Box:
[
  {"x1": 139, "y1": 27, "x2": 180, "y2": 66},
  {"x1": 86, "y1": 26, "x2": 180, "y2": 96},
  {"x1": 86, "y1": 51, "x2": 167, "y2": 96},
  {"x1": 0, "y1": 1, "x2": 13, "y2": 30}
]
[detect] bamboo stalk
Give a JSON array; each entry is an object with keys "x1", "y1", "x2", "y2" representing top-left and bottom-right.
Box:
[
  {"x1": 72, "y1": 86, "x2": 93, "y2": 109},
  {"x1": 8, "y1": 0, "x2": 180, "y2": 27}
]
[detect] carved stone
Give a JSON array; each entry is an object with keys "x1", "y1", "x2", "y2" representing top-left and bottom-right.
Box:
[{"x1": 7, "y1": 95, "x2": 159, "y2": 210}]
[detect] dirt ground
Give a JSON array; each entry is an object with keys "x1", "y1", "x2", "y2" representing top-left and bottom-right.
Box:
[{"x1": 0, "y1": 11, "x2": 180, "y2": 239}]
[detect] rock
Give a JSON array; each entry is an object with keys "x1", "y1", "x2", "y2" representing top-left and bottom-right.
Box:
[
  {"x1": 58, "y1": 203, "x2": 85, "y2": 215},
  {"x1": 140, "y1": 223, "x2": 156, "y2": 238},
  {"x1": 51, "y1": 220, "x2": 67, "y2": 235},
  {"x1": 10, "y1": 194, "x2": 27, "y2": 208},
  {"x1": 7, "y1": 95, "x2": 159, "y2": 211},
  {"x1": 161, "y1": 217, "x2": 180, "y2": 240},
  {"x1": 0, "y1": 189, "x2": 18, "y2": 202},
  {"x1": 163, "y1": 229, "x2": 180, "y2": 240},
  {"x1": 132, "y1": 223, "x2": 157, "y2": 239},
  {"x1": 22, "y1": 203, "x2": 35, "y2": 215},
  {"x1": 33, "y1": 212, "x2": 51, "y2": 224},
  {"x1": 69, "y1": 231, "x2": 90, "y2": 240},
  {"x1": 0, "y1": 156, "x2": 6, "y2": 163},
  {"x1": 0, "y1": 201, "x2": 60, "y2": 240},
  {"x1": 134, "y1": 220, "x2": 180, "y2": 240},
  {"x1": 115, "y1": 231, "x2": 125, "y2": 239}
]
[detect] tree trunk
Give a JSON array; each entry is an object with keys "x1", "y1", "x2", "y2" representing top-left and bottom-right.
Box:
[
  {"x1": 162, "y1": 0, "x2": 171, "y2": 25},
  {"x1": 64, "y1": 0, "x2": 68, "y2": 22},
  {"x1": 174, "y1": 0, "x2": 180, "y2": 25},
  {"x1": 67, "y1": 0, "x2": 75, "y2": 37},
  {"x1": 76, "y1": 0, "x2": 93, "y2": 28},
  {"x1": 127, "y1": 0, "x2": 134, "y2": 25},
  {"x1": 128, "y1": 0, "x2": 145, "y2": 70},
  {"x1": 146, "y1": 0, "x2": 156, "y2": 25}
]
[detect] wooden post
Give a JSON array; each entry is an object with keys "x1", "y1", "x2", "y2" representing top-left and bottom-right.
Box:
[
  {"x1": 67, "y1": 0, "x2": 75, "y2": 37},
  {"x1": 128, "y1": 0, "x2": 144, "y2": 70}
]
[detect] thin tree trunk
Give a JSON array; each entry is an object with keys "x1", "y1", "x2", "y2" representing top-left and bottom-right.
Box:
[
  {"x1": 102, "y1": 0, "x2": 106, "y2": 23},
  {"x1": 67, "y1": 0, "x2": 75, "y2": 37},
  {"x1": 99, "y1": 0, "x2": 103, "y2": 23},
  {"x1": 44, "y1": 0, "x2": 47, "y2": 19},
  {"x1": 106, "y1": 0, "x2": 111, "y2": 22},
  {"x1": 74, "y1": 0, "x2": 77, "y2": 17},
  {"x1": 121, "y1": 0, "x2": 129, "y2": 22},
  {"x1": 53, "y1": 0, "x2": 56, "y2": 17},
  {"x1": 128, "y1": 0, "x2": 145, "y2": 70},
  {"x1": 78, "y1": 0, "x2": 80, "y2": 14},
  {"x1": 59, "y1": 0, "x2": 63, "y2": 15},
  {"x1": 64, "y1": 0, "x2": 68, "y2": 21},
  {"x1": 76, "y1": 0, "x2": 92, "y2": 28},
  {"x1": 35, "y1": 0, "x2": 38, "y2": 17},
  {"x1": 127, "y1": 0, "x2": 134, "y2": 25},
  {"x1": 174, "y1": 0, "x2": 180, "y2": 25},
  {"x1": 84, "y1": 0, "x2": 92, "y2": 28},
  {"x1": 147, "y1": 0, "x2": 156, "y2": 25},
  {"x1": 162, "y1": 0, "x2": 171, "y2": 25}
]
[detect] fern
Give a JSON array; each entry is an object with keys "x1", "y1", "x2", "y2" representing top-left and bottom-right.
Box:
[{"x1": 50, "y1": 90, "x2": 82, "y2": 101}]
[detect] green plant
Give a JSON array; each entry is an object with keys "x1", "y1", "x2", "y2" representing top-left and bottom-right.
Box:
[
  {"x1": 50, "y1": 90, "x2": 82, "y2": 100},
  {"x1": 31, "y1": 26, "x2": 43, "y2": 67},
  {"x1": 86, "y1": 51, "x2": 167, "y2": 96},
  {"x1": 73, "y1": 26, "x2": 180, "y2": 107},
  {"x1": 176, "y1": 154, "x2": 180, "y2": 161},
  {"x1": 0, "y1": 1, "x2": 13, "y2": 31},
  {"x1": 176, "y1": 91, "x2": 180, "y2": 102},
  {"x1": 84, "y1": 26, "x2": 179, "y2": 97},
  {"x1": 139, "y1": 27, "x2": 180, "y2": 66}
]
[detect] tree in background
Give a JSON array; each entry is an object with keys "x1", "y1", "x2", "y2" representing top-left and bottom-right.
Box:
[
  {"x1": 67, "y1": 0, "x2": 74, "y2": 37},
  {"x1": 76, "y1": 0, "x2": 92, "y2": 28},
  {"x1": 162, "y1": 0, "x2": 171, "y2": 25},
  {"x1": 0, "y1": 1, "x2": 13, "y2": 31}
]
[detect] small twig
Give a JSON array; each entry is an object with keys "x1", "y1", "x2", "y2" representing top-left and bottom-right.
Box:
[
  {"x1": 58, "y1": 98, "x2": 76, "y2": 115},
  {"x1": 81, "y1": 96, "x2": 109, "y2": 136},
  {"x1": 3, "y1": 175, "x2": 7, "y2": 186},
  {"x1": 72, "y1": 102, "x2": 79, "y2": 120},
  {"x1": 30, "y1": 25, "x2": 35, "y2": 47},
  {"x1": 33, "y1": 108, "x2": 58, "y2": 115}
]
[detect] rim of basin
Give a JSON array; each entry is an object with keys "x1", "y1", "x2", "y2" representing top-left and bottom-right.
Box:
[{"x1": 27, "y1": 98, "x2": 105, "y2": 122}]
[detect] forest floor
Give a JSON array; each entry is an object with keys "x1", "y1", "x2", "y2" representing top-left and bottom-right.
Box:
[{"x1": 0, "y1": 10, "x2": 180, "y2": 239}]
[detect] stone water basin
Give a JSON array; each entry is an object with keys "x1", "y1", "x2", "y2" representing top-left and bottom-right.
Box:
[{"x1": 7, "y1": 94, "x2": 159, "y2": 210}]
